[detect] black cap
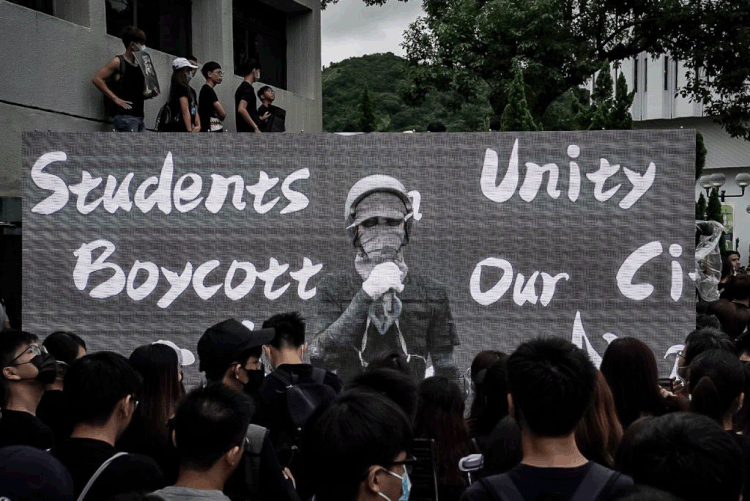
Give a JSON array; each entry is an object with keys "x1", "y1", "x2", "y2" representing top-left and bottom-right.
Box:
[{"x1": 198, "y1": 319, "x2": 275, "y2": 373}]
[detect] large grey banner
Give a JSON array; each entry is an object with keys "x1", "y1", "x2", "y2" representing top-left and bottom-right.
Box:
[{"x1": 23, "y1": 131, "x2": 695, "y2": 382}]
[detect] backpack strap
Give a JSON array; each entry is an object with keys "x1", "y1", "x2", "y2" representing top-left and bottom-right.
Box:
[
  {"x1": 269, "y1": 369, "x2": 295, "y2": 388},
  {"x1": 571, "y1": 463, "x2": 619, "y2": 501},
  {"x1": 311, "y1": 367, "x2": 326, "y2": 385},
  {"x1": 77, "y1": 451, "x2": 129, "y2": 501},
  {"x1": 478, "y1": 474, "x2": 524, "y2": 501}
]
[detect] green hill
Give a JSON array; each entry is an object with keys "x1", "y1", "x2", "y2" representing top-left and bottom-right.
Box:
[{"x1": 322, "y1": 53, "x2": 491, "y2": 133}]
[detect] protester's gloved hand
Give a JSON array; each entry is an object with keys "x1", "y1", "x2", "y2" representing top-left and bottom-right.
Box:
[{"x1": 362, "y1": 262, "x2": 404, "y2": 299}]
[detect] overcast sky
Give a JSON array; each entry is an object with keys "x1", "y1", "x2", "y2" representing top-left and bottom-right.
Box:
[{"x1": 321, "y1": 0, "x2": 425, "y2": 67}]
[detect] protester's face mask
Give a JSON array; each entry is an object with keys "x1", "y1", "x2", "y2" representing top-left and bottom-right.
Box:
[
  {"x1": 358, "y1": 219, "x2": 405, "y2": 262},
  {"x1": 377, "y1": 466, "x2": 411, "y2": 501},
  {"x1": 242, "y1": 364, "x2": 265, "y2": 395}
]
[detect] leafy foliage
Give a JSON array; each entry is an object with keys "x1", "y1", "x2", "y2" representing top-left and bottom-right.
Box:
[
  {"x1": 696, "y1": 192, "x2": 707, "y2": 221},
  {"x1": 359, "y1": 86, "x2": 376, "y2": 132},
  {"x1": 696, "y1": 132, "x2": 707, "y2": 180},
  {"x1": 322, "y1": 53, "x2": 492, "y2": 132},
  {"x1": 500, "y1": 63, "x2": 537, "y2": 131},
  {"x1": 391, "y1": 0, "x2": 750, "y2": 140}
]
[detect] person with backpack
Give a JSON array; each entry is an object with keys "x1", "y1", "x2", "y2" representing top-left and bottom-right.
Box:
[
  {"x1": 197, "y1": 318, "x2": 299, "y2": 501},
  {"x1": 92, "y1": 26, "x2": 158, "y2": 132},
  {"x1": 165, "y1": 58, "x2": 200, "y2": 132},
  {"x1": 460, "y1": 337, "x2": 632, "y2": 501},
  {"x1": 256, "y1": 312, "x2": 342, "y2": 469}
]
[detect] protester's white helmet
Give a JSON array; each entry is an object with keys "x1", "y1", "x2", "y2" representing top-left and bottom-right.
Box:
[{"x1": 344, "y1": 175, "x2": 413, "y2": 245}]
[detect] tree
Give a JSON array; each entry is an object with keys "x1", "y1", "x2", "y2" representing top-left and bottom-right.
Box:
[
  {"x1": 369, "y1": 0, "x2": 750, "y2": 140},
  {"x1": 696, "y1": 192, "x2": 707, "y2": 220},
  {"x1": 588, "y1": 62, "x2": 615, "y2": 130},
  {"x1": 501, "y1": 63, "x2": 537, "y2": 131},
  {"x1": 706, "y1": 187, "x2": 726, "y2": 252},
  {"x1": 609, "y1": 72, "x2": 635, "y2": 130},
  {"x1": 359, "y1": 86, "x2": 376, "y2": 132},
  {"x1": 696, "y1": 131, "x2": 707, "y2": 180}
]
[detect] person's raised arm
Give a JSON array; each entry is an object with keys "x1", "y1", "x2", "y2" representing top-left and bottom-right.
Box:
[
  {"x1": 238, "y1": 99, "x2": 261, "y2": 134},
  {"x1": 92, "y1": 57, "x2": 132, "y2": 110}
]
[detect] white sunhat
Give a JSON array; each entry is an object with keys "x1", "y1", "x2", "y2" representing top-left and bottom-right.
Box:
[
  {"x1": 172, "y1": 57, "x2": 198, "y2": 70},
  {"x1": 153, "y1": 339, "x2": 196, "y2": 366}
]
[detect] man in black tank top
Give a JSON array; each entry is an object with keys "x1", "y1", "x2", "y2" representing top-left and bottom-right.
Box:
[{"x1": 92, "y1": 26, "x2": 159, "y2": 132}]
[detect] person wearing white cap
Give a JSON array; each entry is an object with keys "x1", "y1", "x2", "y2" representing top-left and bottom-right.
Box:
[
  {"x1": 308, "y1": 174, "x2": 460, "y2": 383},
  {"x1": 167, "y1": 57, "x2": 201, "y2": 132}
]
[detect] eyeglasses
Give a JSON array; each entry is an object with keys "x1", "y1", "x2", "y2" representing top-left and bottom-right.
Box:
[
  {"x1": 7, "y1": 344, "x2": 45, "y2": 366},
  {"x1": 389, "y1": 454, "x2": 417, "y2": 475},
  {"x1": 131, "y1": 395, "x2": 140, "y2": 409}
]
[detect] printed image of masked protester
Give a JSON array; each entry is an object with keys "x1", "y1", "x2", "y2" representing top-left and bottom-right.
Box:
[
  {"x1": 0, "y1": 329, "x2": 57, "y2": 449},
  {"x1": 309, "y1": 175, "x2": 459, "y2": 383}
]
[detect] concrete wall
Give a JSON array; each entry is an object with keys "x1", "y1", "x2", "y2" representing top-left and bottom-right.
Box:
[{"x1": 0, "y1": 0, "x2": 322, "y2": 197}]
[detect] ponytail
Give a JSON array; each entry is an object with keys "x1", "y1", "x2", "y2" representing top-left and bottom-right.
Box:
[{"x1": 690, "y1": 375, "x2": 724, "y2": 423}]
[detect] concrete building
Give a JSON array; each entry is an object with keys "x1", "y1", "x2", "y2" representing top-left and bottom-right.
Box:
[
  {"x1": 613, "y1": 54, "x2": 750, "y2": 263},
  {"x1": 0, "y1": 0, "x2": 322, "y2": 328},
  {"x1": 0, "y1": 0, "x2": 322, "y2": 199}
]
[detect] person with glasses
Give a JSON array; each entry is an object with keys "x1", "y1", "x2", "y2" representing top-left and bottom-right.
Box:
[
  {"x1": 36, "y1": 331, "x2": 87, "y2": 443},
  {"x1": 0, "y1": 329, "x2": 57, "y2": 449},
  {"x1": 52, "y1": 352, "x2": 165, "y2": 500},
  {"x1": 149, "y1": 383, "x2": 252, "y2": 501},
  {"x1": 197, "y1": 318, "x2": 299, "y2": 501},
  {"x1": 302, "y1": 389, "x2": 414, "y2": 501},
  {"x1": 199, "y1": 61, "x2": 228, "y2": 132}
]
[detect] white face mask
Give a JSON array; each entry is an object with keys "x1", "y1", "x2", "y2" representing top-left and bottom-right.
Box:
[{"x1": 134, "y1": 43, "x2": 147, "y2": 53}]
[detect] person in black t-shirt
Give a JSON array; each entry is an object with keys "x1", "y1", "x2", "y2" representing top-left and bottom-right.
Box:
[
  {"x1": 235, "y1": 60, "x2": 270, "y2": 133},
  {"x1": 0, "y1": 329, "x2": 57, "y2": 449},
  {"x1": 167, "y1": 58, "x2": 200, "y2": 133},
  {"x1": 37, "y1": 331, "x2": 87, "y2": 443},
  {"x1": 256, "y1": 86, "x2": 286, "y2": 132},
  {"x1": 92, "y1": 26, "x2": 159, "y2": 132},
  {"x1": 52, "y1": 352, "x2": 165, "y2": 500},
  {"x1": 199, "y1": 61, "x2": 227, "y2": 132},
  {"x1": 460, "y1": 338, "x2": 631, "y2": 501}
]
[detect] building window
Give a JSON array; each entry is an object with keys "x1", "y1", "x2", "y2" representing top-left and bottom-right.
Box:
[
  {"x1": 663, "y1": 56, "x2": 669, "y2": 91},
  {"x1": 674, "y1": 58, "x2": 679, "y2": 90},
  {"x1": 7, "y1": 0, "x2": 53, "y2": 15},
  {"x1": 643, "y1": 57, "x2": 648, "y2": 92},
  {"x1": 633, "y1": 58, "x2": 638, "y2": 92},
  {"x1": 106, "y1": 0, "x2": 192, "y2": 57},
  {"x1": 233, "y1": 1, "x2": 287, "y2": 90}
]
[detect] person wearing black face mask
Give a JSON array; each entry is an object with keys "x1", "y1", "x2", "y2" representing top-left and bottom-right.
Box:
[
  {"x1": 0, "y1": 329, "x2": 57, "y2": 449},
  {"x1": 198, "y1": 319, "x2": 300, "y2": 501}
]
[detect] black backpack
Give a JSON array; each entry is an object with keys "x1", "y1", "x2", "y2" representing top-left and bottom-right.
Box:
[
  {"x1": 268, "y1": 367, "x2": 337, "y2": 465},
  {"x1": 154, "y1": 100, "x2": 179, "y2": 132}
]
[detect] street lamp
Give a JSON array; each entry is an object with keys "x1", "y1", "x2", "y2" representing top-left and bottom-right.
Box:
[{"x1": 698, "y1": 173, "x2": 750, "y2": 202}]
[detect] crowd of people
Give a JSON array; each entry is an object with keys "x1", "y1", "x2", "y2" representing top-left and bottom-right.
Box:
[
  {"x1": 1, "y1": 306, "x2": 749, "y2": 501},
  {"x1": 93, "y1": 26, "x2": 285, "y2": 134}
]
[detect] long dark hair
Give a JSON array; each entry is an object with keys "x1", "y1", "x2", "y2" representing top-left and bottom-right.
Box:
[
  {"x1": 600, "y1": 337, "x2": 666, "y2": 429},
  {"x1": 124, "y1": 344, "x2": 183, "y2": 456},
  {"x1": 169, "y1": 68, "x2": 191, "y2": 102},
  {"x1": 468, "y1": 351, "x2": 508, "y2": 436},
  {"x1": 575, "y1": 371, "x2": 623, "y2": 467},
  {"x1": 414, "y1": 377, "x2": 472, "y2": 487},
  {"x1": 689, "y1": 349, "x2": 744, "y2": 426}
]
